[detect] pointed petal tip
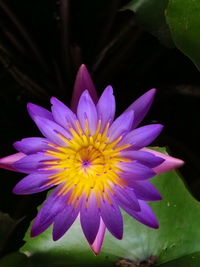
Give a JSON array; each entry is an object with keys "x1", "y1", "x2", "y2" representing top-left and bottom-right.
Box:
[
  {"x1": 142, "y1": 148, "x2": 184, "y2": 174},
  {"x1": 152, "y1": 223, "x2": 159, "y2": 229},
  {"x1": 144, "y1": 88, "x2": 157, "y2": 99},
  {"x1": 27, "y1": 102, "x2": 32, "y2": 111},
  {"x1": 105, "y1": 85, "x2": 113, "y2": 93},
  {"x1": 125, "y1": 88, "x2": 157, "y2": 129},
  {"x1": 89, "y1": 218, "x2": 106, "y2": 255},
  {"x1": 147, "y1": 217, "x2": 159, "y2": 229},
  {"x1": 149, "y1": 88, "x2": 157, "y2": 94},
  {"x1": 12, "y1": 187, "x2": 19, "y2": 195},
  {"x1": 82, "y1": 89, "x2": 89, "y2": 96},
  {"x1": 155, "y1": 123, "x2": 164, "y2": 130},
  {"x1": 52, "y1": 232, "x2": 61, "y2": 242},
  {"x1": 50, "y1": 96, "x2": 57, "y2": 104},
  {"x1": 168, "y1": 157, "x2": 184, "y2": 169},
  {"x1": 157, "y1": 195, "x2": 163, "y2": 201},
  {"x1": 151, "y1": 124, "x2": 164, "y2": 136},
  {"x1": 90, "y1": 245, "x2": 100, "y2": 256},
  {"x1": 13, "y1": 141, "x2": 19, "y2": 150},
  {"x1": 77, "y1": 64, "x2": 91, "y2": 78},
  {"x1": 79, "y1": 64, "x2": 87, "y2": 71},
  {"x1": 30, "y1": 230, "x2": 36, "y2": 238},
  {"x1": 0, "y1": 152, "x2": 26, "y2": 171}
]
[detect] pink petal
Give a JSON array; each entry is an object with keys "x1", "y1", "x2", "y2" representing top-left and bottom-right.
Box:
[
  {"x1": 0, "y1": 152, "x2": 26, "y2": 171},
  {"x1": 141, "y1": 148, "x2": 184, "y2": 174},
  {"x1": 71, "y1": 64, "x2": 98, "y2": 112},
  {"x1": 90, "y1": 218, "x2": 106, "y2": 255}
]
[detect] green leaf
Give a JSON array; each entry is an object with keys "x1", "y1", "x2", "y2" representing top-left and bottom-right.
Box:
[
  {"x1": 166, "y1": 0, "x2": 200, "y2": 71},
  {"x1": 124, "y1": 0, "x2": 174, "y2": 47},
  {"x1": 13, "y1": 148, "x2": 200, "y2": 266},
  {"x1": 158, "y1": 252, "x2": 200, "y2": 267}
]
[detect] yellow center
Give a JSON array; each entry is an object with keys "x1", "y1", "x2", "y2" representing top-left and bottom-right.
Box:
[{"x1": 43, "y1": 119, "x2": 130, "y2": 205}]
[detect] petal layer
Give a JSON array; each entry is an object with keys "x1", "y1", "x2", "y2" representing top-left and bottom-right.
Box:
[
  {"x1": 125, "y1": 88, "x2": 156, "y2": 129},
  {"x1": 132, "y1": 180, "x2": 162, "y2": 201},
  {"x1": 13, "y1": 153, "x2": 56, "y2": 173},
  {"x1": 27, "y1": 103, "x2": 53, "y2": 121},
  {"x1": 53, "y1": 204, "x2": 80, "y2": 241},
  {"x1": 100, "y1": 196, "x2": 123, "y2": 239},
  {"x1": 119, "y1": 124, "x2": 163, "y2": 150},
  {"x1": 77, "y1": 90, "x2": 98, "y2": 135},
  {"x1": 142, "y1": 148, "x2": 184, "y2": 174},
  {"x1": 108, "y1": 110, "x2": 134, "y2": 142},
  {"x1": 115, "y1": 186, "x2": 140, "y2": 211},
  {"x1": 120, "y1": 150, "x2": 164, "y2": 168},
  {"x1": 121, "y1": 200, "x2": 159, "y2": 229},
  {"x1": 31, "y1": 185, "x2": 69, "y2": 237},
  {"x1": 71, "y1": 64, "x2": 98, "y2": 112},
  {"x1": 0, "y1": 152, "x2": 26, "y2": 171},
  {"x1": 97, "y1": 86, "x2": 116, "y2": 131},
  {"x1": 90, "y1": 218, "x2": 106, "y2": 255},
  {"x1": 13, "y1": 173, "x2": 53, "y2": 194},
  {"x1": 13, "y1": 137, "x2": 50, "y2": 155},
  {"x1": 50, "y1": 97, "x2": 77, "y2": 129},
  {"x1": 119, "y1": 162, "x2": 155, "y2": 181},
  {"x1": 33, "y1": 116, "x2": 71, "y2": 146},
  {"x1": 80, "y1": 194, "x2": 100, "y2": 244}
]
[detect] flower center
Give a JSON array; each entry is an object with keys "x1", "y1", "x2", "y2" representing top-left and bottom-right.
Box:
[
  {"x1": 74, "y1": 146, "x2": 105, "y2": 176},
  {"x1": 43, "y1": 120, "x2": 130, "y2": 203}
]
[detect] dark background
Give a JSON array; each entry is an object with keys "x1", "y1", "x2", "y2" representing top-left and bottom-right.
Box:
[{"x1": 0, "y1": 0, "x2": 199, "y2": 258}]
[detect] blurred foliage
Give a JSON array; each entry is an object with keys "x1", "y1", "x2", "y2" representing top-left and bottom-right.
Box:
[
  {"x1": 0, "y1": 0, "x2": 199, "y2": 265},
  {"x1": 124, "y1": 0, "x2": 174, "y2": 47},
  {"x1": 167, "y1": 0, "x2": 200, "y2": 71}
]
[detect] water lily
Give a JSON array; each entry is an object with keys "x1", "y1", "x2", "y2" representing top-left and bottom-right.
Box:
[{"x1": 0, "y1": 65, "x2": 183, "y2": 254}]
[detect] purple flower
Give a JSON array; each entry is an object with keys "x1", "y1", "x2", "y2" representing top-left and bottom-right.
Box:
[{"x1": 0, "y1": 65, "x2": 184, "y2": 254}]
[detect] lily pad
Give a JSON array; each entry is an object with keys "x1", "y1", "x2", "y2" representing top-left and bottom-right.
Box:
[
  {"x1": 124, "y1": 0, "x2": 174, "y2": 47},
  {"x1": 158, "y1": 252, "x2": 200, "y2": 267},
  {"x1": 167, "y1": 0, "x2": 200, "y2": 71},
  {"x1": 1, "y1": 148, "x2": 200, "y2": 266}
]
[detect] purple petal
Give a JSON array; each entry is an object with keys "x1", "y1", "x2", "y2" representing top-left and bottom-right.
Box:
[
  {"x1": 100, "y1": 194, "x2": 123, "y2": 239},
  {"x1": 31, "y1": 185, "x2": 69, "y2": 237},
  {"x1": 13, "y1": 153, "x2": 56, "y2": 173},
  {"x1": 120, "y1": 150, "x2": 164, "y2": 168},
  {"x1": 27, "y1": 103, "x2": 53, "y2": 121},
  {"x1": 121, "y1": 200, "x2": 159, "y2": 229},
  {"x1": 132, "y1": 180, "x2": 162, "y2": 201},
  {"x1": 13, "y1": 137, "x2": 50, "y2": 155},
  {"x1": 31, "y1": 208, "x2": 54, "y2": 237},
  {"x1": 90, "y1": 218, "x2": 106, "y2": 255},
  {"x1": 142, "y1": 148, "x2": 184, "y2": 174},
  {"x1": 0, "y1": 152, "x2": 26, "y2": 171},
  {"x1": 119, "y1": 124, "x2": 163, "y2": 150},
  {"x1": 96, "y1": 86, "x2": 116, "y2": 131},
  {"x1": 108, "y1": 110, "x2": 134, "y2": 142},
  {"x1": 33, "y1": 116, "x2": 71, "y2": 146},
  {"x1": 13, "y1": 173, "x2": 54, "y2": 195},
  {"x1": 71, "y1": 64, "x2": 98, "y2": 112},
  {"x1": 50, "y1": 97, "x2": 77, "y2": 129},
  {"x1": 125, "y1": 89, "x2": 156, "y2": 129},
  {"x1": 119, "y1": 162, "x2": 155, "y2": 181},
  {"x1": 77, "y1": 90, "x2": 98, "y2": 135},
  {"x1": 80, "y1": 194, "x2": 100, "y2": 244},
  {"x1": 53, "y1": 203, "x2": 80, "y2": 241},
  {"x1": 114, "y1": 185, "x2": 140, "y2": 211}
]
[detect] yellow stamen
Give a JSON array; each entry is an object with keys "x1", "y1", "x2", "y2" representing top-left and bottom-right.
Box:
[{"x1": 44, "y1": 118, "x2": 129, "y2": 206}]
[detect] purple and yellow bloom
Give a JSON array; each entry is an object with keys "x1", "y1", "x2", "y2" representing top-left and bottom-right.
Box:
[{"x1": 0, "y1": 65, "x2": 183, "y2": 254}]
